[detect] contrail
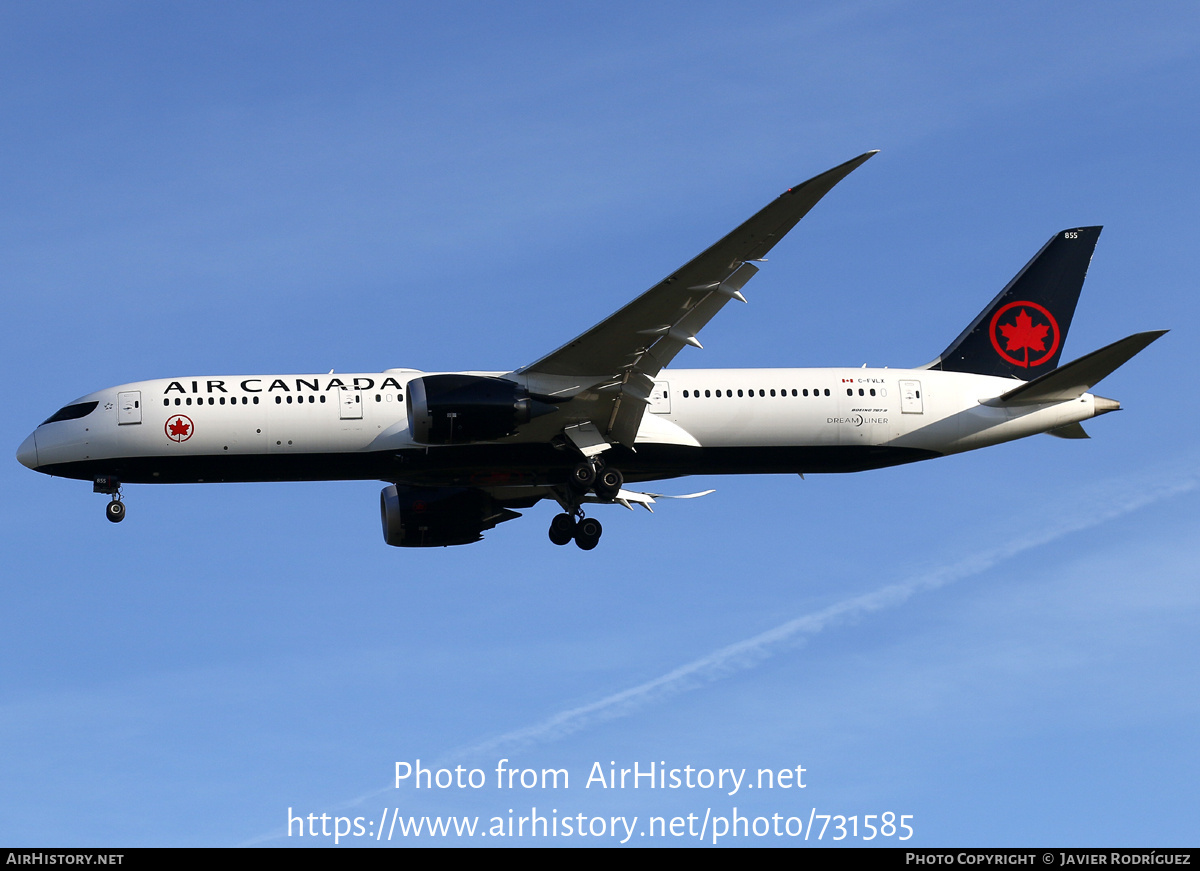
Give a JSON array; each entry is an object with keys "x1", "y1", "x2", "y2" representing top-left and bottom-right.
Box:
[{"x1": 459, "y1": 462, "x2": 1199, "y2": 757}]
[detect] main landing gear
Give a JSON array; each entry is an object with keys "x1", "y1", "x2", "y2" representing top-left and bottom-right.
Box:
[
  {"x1": 546, "y1": 458, "x2": 623, "y2": 550},
  {"x1": 569, "y1": 458, "x2": 623, "y2": 500},
  {"x1": 94, "y1": 475, "x2": 125, "y2": 523},
  {"x1": 548, "y1": 511, "x2": 603, "y2": 550}
]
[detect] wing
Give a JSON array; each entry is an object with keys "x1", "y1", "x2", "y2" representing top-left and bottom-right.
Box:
[{"x1": 515, "y1": 151, "x2": 877, "y2": 447}]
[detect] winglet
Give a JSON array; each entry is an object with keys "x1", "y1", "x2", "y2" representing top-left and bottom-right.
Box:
[
  {"x1": 519, "y1": 151, "x2": 878, "y2": 380},
  {"x1": 740, "y1": 151, "x2": 879, "y2": 262}
]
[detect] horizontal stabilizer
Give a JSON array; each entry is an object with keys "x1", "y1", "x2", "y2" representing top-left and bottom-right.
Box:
[{"x1": 986, "y1": 330, "x2": 1167, "y2": 406}]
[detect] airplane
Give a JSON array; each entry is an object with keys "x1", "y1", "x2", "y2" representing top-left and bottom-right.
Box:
[{"x1": 16, "y1": 151, "x2": 1166, "y2": 550}]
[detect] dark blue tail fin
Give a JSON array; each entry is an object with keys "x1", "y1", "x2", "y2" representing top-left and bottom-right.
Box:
[{"x1": 929, "y1": 227, "x2": 1101, "y2": 379}]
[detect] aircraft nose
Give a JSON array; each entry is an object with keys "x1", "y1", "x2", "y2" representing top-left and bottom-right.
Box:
[{"x1": 16, "y1": 432, "x2": 38, "y2": 470}]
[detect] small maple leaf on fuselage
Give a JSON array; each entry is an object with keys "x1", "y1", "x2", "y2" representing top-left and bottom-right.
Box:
[{"x1": 168, "y1": 418, "x2": 191, "y2": 437}]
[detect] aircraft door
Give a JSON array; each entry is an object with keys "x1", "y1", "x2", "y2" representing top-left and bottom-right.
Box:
[
  {"x1": 117, "y1": 391, "x2": 142, "y2": 425},
  {"x1": 650, "y1": 381, "x2": 671, "y2": 414},
  {"x1": 899, "y1": 380, "x2": 923, "y2": 414},
  {"x1": 339, "y1": 387, "x2": 363, "y2": 420}
]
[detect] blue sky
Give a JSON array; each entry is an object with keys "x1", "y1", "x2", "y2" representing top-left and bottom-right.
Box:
[{"x1": 2, "y1": 1, "x2": 1198, "y2": 847}]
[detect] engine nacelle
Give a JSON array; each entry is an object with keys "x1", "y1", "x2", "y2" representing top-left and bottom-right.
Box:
[
  {"x1": 406, "y1": 374, "x2": 556, "y2": 444},
  {"x1": 380, "y1": 484, "x2": 520, "y2": 547}
]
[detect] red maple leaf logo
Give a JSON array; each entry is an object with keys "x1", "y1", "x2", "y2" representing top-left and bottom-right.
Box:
[
  {"x1": 165, "y1": 415, "x2": 194, "y2": 442},
  {"x1": 989, "y1": 301, "x2": 1060, "y2": 368},
  {"x1": 998, "y1": 308, "x2": 1049, "y2": 359}
]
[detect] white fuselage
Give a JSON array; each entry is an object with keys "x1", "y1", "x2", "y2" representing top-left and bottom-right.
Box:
[{"x1": 18, "y1": 366, "x2": 1099, "y2": 485}]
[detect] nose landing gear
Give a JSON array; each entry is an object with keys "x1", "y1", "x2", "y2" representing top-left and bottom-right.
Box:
[
  {"x1": 94, "y1": 475, "x2": 125, "y2": 523},
  {"x1": 105, "y1": 498, "x2": 126, "y2": 523}
]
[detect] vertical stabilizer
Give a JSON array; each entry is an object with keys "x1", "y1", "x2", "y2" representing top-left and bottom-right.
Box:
[{"x1": 929, "y1": 227, "x2": 1101, "y2": 379}]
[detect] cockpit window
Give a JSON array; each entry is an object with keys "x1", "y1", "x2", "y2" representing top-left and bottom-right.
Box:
[{"x1": 41, "y1": 401, "x2": 99, "y2": 426}]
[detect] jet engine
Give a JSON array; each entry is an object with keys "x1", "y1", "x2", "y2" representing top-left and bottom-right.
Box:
[
  {"x1": 380, "y1": 484, "x2": 521, "y2": 547},
  {"x1": 406, "y1": 374, "x2": 556, "y2": 444}
]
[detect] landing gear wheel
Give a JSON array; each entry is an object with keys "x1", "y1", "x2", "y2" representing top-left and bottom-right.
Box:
[
  {"x1": 106, "y1": 500, "x2": 126, "y2": 523},
  {"x1": 574, "y1": 517, "x2": 602, "y2": 551},
  {"x1": 548, "y1": 512, "x2": 576, "y2": 546},
  {"x1": 569, "y1": 462, "x2": 597, "y2": 492},
  {"x1": 595, "y1": 468, "x2": 624, "y2": 501}
]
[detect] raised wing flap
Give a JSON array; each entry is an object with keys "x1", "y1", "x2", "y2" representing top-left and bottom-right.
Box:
[
  {"x1": 517, "y1": 151, "x2": 877, "y2": 446},
  {"x1": 581, "y1": 487, "x2": 716, "y2": 512}
]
